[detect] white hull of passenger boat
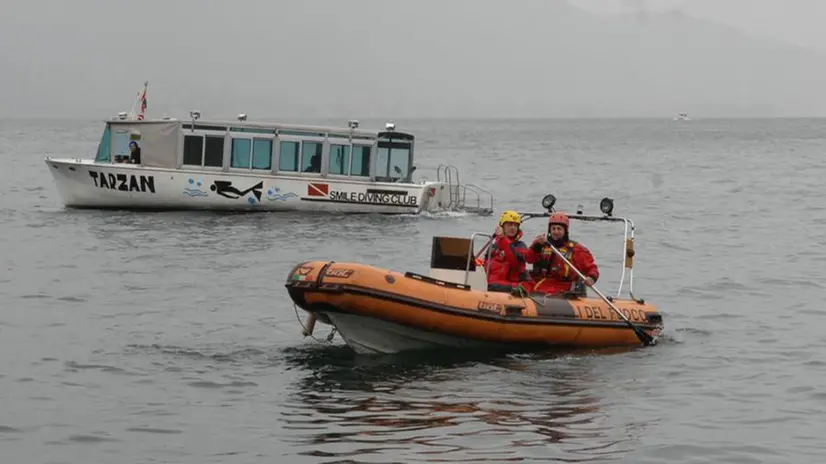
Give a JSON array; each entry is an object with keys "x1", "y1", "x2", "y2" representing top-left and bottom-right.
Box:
[
  {"x1": 45, "y1": 157, "x2": 447, "y2": 214},
  {"x1": 44, "y1": 115, "x2": 494, "y2": 215}
]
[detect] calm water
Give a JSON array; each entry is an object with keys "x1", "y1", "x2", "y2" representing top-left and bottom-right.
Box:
[{"x1": 1, "y1": 117, "x2": 825, "y2": 463}]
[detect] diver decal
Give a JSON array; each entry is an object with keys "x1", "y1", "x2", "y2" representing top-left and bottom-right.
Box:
[
  {"x1": 183, "y1": 177, "x2": 208, "y2": 198},
  {"x1": 210, "y1": 180, "x2": 263, "y2": 204},
  {"x1": 266, "y1": 187, "x2": 298, "y2": 202}
]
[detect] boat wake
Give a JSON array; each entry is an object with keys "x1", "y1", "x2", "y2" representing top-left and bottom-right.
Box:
[{"x1": 419, "y1": 210, "x2": 473, "y2": 219}]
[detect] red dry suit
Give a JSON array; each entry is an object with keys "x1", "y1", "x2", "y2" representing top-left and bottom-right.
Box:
[
  {"x1": 479, "y1": 231, "x2": 532, "y2": 292},
  {"x1": 525, "y1": 239, "x2": 599, "y2": 296}
]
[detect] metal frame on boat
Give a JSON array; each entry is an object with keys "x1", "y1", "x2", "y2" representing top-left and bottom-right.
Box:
[
  {"x1": 451, "y1": 193, "x2": 643, "y2": 303},
  {"x1": 44, "y1": 84, "x2": 493, "y2": 215}
]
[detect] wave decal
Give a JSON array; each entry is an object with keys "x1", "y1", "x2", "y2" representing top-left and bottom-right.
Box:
[
  {"x1": 267, "y1": 187, "x2": 298, "y2": 201},
  {"x1": 184, "y1": 177, "x2": 209, "y2": 198},
  {"x1": 183, "y1": 189, "x2": 209, "y2": 197}
]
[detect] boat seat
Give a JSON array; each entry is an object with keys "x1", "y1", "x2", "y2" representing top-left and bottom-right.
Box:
[
  {"x1": 430, "y1": 236, "x2": 477, "y2": 271},
  {"x1": 429, "y1": 236, "x2": 487, "y2": 290}
]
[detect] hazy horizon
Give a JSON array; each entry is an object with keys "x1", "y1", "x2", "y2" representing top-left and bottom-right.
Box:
[
  {"x1": 3, "y1": 115, "x2": 826, "y2": 123},
  {"x1": 3, "y1": 0, "x2": 826, "y2": 120}
]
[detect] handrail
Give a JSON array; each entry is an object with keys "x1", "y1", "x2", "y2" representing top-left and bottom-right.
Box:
[
  {"x1": 460, "y1": 183, "x2": 494, "y2": 214},
  {"x1": 434, "y1": 164, "x2": 494, "y2": 215},
  {"x1": 436, "y1": 164, "x2": 460, "y2": 184},
  {"x1": 479, "y1": 211, "x2": 642, "y2": 303},
  {"x1": 464, "y1": 232, "x2": 493, "y2": 285},
  {"x1": 437, "y1": 164, "x2": 461, "y2": 210}
]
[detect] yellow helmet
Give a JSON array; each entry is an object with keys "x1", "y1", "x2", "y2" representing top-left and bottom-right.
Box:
[{"x1": 499, "y1": 210, "x2": 521, "y2": 226}]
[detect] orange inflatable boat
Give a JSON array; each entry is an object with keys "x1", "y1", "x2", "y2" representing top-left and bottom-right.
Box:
[{"x1": 285, "y1": 195, "x2": 664, "y2": 355}]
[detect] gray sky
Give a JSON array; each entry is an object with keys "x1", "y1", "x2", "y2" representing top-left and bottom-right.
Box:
[
  {"x1": 2, "y1": 0, "x2": 825, "y2": 119},
  {"x1": 571, "y1": 0, "x2": 826, "y2": 52}
]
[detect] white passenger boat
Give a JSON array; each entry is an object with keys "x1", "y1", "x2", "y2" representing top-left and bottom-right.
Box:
[{"x1": 45, "y1": 100, "x2": 493, "y2": 215}]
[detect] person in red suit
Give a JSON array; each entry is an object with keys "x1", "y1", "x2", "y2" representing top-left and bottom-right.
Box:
[
  {"x1": 526, "y1": 212, "x2": 599, "y2": 296},
  {"x1": 481, "y1": 210, "x2": 532, "y2": 293}
]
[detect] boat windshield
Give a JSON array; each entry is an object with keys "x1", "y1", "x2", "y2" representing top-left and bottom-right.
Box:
[
  {"x1": 111, "y1": 128, "x2": 133, "y2": 162},
  {"x1": 375, "y1": 137, "x2": 412, "y2": 182},
  {"x1": 94, "y1": 125, "x2": 112, "y2": 162}
]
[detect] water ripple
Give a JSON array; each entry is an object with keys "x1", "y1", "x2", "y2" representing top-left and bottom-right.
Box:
[
  {"x1": 2, "y1": 118, "x2": 825, "y2": 463},
  {"x1": 274, "y1": 347, "x2": 652, "y2": 462}
]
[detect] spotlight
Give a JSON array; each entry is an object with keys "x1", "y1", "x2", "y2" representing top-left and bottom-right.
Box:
[
  {"x1": 541, "y1": 194, "x2": 556, "y2": 211},
  {"x1": 600, "y1": 197, "x2": 614, "y2": 216}
]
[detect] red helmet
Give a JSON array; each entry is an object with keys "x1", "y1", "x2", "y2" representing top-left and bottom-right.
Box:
[{"x1": 548, "y1": 212, "x2": 570, "y2": 228}]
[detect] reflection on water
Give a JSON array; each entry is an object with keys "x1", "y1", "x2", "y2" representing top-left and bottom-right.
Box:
[{"x1": 279, "y1": 345, "x2": 648, "y2": 462}]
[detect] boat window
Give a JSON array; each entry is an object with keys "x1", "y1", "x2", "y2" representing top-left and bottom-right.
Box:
[
  {"x1": 95, "y1": 125, "x2": 111, "y2": 162},
  {"x1": 302, "y1": 142, "x2": 322, "y2": 173},
  {"x1": 279, "y1": 141, "x2": 299, "y2": 172},
  {"x1": 231, "y1": 138, "x2": 252, "y2": 168},
  {"x1": 329, "y1": 144, "x2": 350, "y2": 175},
  {"x1": 112, "y1": 130, "x2": 131, "y2": 163},
  {"x1": 252, "y1": 139, "x2": 272, "y2": 170},
  {"x1": 183, "y1": 134, "x2": 224, "y2": 167},
  {"x1": 232, "y1": 138, "x2": 272, "y2": 170},
  {"x1": 183, "y1": 135, "x2": 203, "y2": 165},
  {"x1": 183, "y1": 124, "x2": 227, "y2": 131},
  {"x1": 389, "y1": 146, "x2": 410, "y2": 181},
  {"x1": 350, "y1": 145, "x2": 371, "y2": 177},
  {"x1": 376, "y1": 139, "x2": 411, "y2": 181},
  {"x1": 230, "y1": 126, "x2": 274, "y2": 134},
  {"x1": 203, "y1": 136, "x2": 224, "y2": 167},
  {"x1": 375, "y1": 146, "x2": 389, "y2": 178},
  {"x1": 279, "y1": 130, "x2": 325, "y2": 138}
]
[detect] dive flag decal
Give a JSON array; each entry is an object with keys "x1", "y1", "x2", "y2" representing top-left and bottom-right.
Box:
[{"x1": 307, "y1": 183, "x2": 329, "y2": 197}]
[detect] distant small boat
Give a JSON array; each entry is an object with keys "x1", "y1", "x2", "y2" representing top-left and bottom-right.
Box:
[{"x1": 673, "y1": 112, "x2": 691, "y2": 121}]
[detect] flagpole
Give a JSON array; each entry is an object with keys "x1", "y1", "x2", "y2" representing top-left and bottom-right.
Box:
[{"x1": 128, "y1": 90, "x2": 140, "y2": 119}]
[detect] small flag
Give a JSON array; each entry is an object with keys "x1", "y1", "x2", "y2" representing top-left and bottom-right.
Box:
[{"x1": 137, "y1": 81, "x2": 148, "y2": 120}]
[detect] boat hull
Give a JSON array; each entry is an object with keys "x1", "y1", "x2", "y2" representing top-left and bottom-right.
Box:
[
  {"x1": 44, "y1": 158, "x2": 443, "y2": 214},
  {"x1": 323, "y1": 311, "x2": 505, "y2": 355},
  {"x1": 286, "y1": 261, "x2": 664, "y2": 355}
]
